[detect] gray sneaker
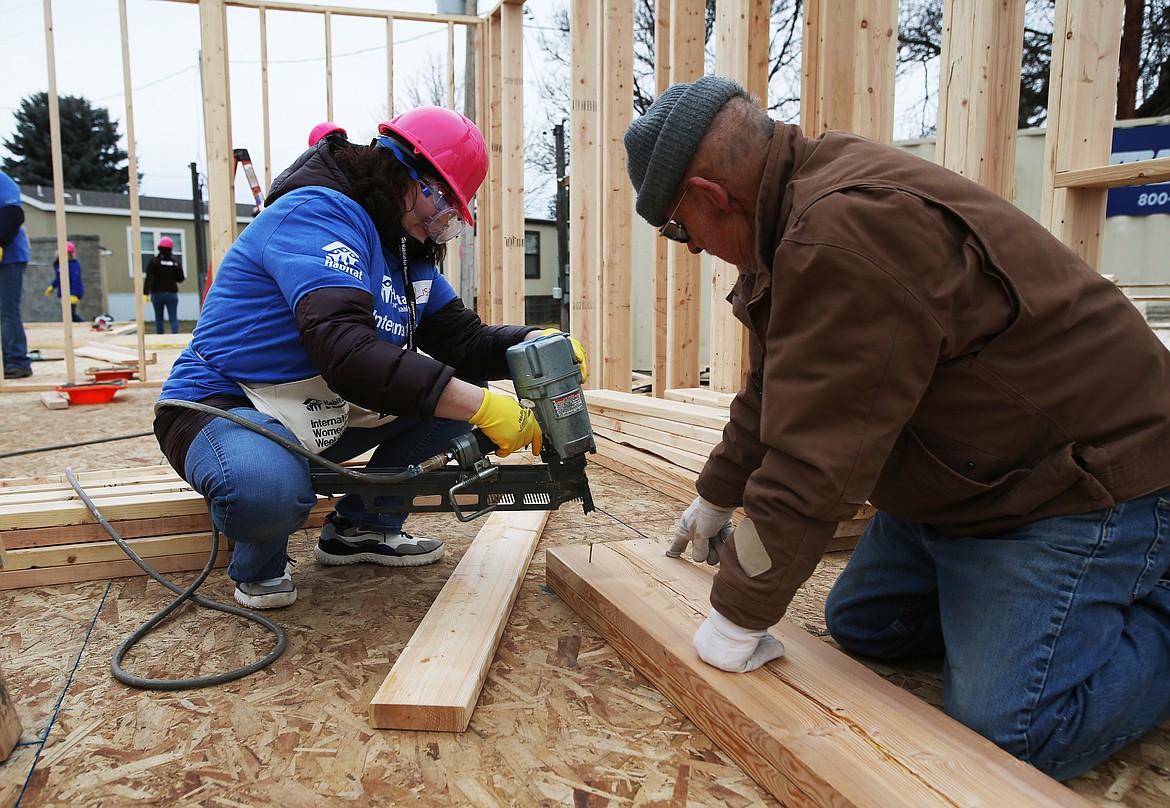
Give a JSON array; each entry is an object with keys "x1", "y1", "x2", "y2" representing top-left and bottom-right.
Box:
[
  {"x1": 234, "y1": 564, "x2": 297, "y2": 609},
  {"x1": 315, "y1": 513, "x2": 445, "y2": 567}
]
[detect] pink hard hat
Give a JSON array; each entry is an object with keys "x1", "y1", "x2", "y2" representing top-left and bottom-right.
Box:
[
  {"x1": 158, "y1": 237, "x2": 174, "y2": 249},
  {"x1": 309, "y1": 121, "x2": 346, "y2": 146},
  {"x1": 379, "y1": 107, "x2": 487, "y2": 226},
  {"x1": 66, "y1": 241, "x2": 75, "y2": 252}
]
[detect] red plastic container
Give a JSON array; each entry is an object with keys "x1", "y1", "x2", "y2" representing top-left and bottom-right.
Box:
[
  {"x1": 55, "y1": 379, "x2": 127, "y2": 405},
  {"x1": 85, "y1": 368, "x2": 139, "y2": 383}
]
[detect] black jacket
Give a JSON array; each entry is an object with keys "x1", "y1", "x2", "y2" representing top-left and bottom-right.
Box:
[{"x1": 155, "y1": 138, "x2": 530, "y2": 473}]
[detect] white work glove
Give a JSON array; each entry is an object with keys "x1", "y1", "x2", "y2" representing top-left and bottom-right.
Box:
[
  {"x1": 667, "y1": 496, "x2": 735, "y2": 565},
  {"x1": 694, "y1": 609, "x2": 786, "y2": 673}
]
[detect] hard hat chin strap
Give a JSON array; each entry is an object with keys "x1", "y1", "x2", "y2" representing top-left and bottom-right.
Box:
[{"x1": 377, "y1": 136, "x2": 428, "y2": 185}]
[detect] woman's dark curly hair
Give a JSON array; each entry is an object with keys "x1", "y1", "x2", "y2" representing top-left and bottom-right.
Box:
[{"x1": 331, "y1": 141, "x2": 447, "y2": 264}]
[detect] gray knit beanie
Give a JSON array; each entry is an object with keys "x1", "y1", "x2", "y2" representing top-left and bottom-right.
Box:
[{"x1": 624, "y1": 75, "x2": 748, "y2": 226}]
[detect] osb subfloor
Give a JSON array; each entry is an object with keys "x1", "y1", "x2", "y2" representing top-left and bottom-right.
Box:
[{"x1": 1, "y1": 324, "x2": 1168, "y2": 806}]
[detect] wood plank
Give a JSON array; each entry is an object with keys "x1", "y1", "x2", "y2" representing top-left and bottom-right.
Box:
[
  {"x1": 0, "y1": 464, "x2": 176, "y2": 489},
  {"x1": 1054, "y1": 156, "x2": 1170, "y2": 189},
  {"x1": 590, "y1": 450, "x2": 697, "y2": 506},
  {"x1": 39, "y1": 390, "x2": 69, "y2": 409},
  {"x1": 369, "y1": 509, "x2": 549, "y2": 731},
  {"x1": 663, "y1": 387, "x2": 736, "y2": 409},
  {"x1": 0, "y1": 490, "x2": 210, "y2": 530},
  {"x1": 0, "y1": 549, "x2": 230, "y2": 591},
  {"x1": 0, "y1": 490, "x2": 334, "y2": 531},
  {"x1": 709, "y1": 1, "x2": 765, "y2": 393},
  {"x1": 592, "y1": 425, "x2": 709, "y2": 474},
  {"x1": 73, "y1": 343, "x2": 156, "y2": 365},
  {"x1": 1041, "y1": 0, "x2": 1124, "y2": 267},
  {"x1": 665, "y1": 0, "x2": 705, "y2": 391},
  {"x1": 600, "y1": 0, "x2": 633, "y2": 391},
  {"x1": 2, "y1": 514, "x2": 217, "y2": 550},
  {"x1": 587, "y1": 406, "x2": 724, "y2": 446},
  {"x1": 650, "y1": 0, "x2": 670, "y2": 399},
  {"x1": 0, "y1": 479, "x2": 196, "y2": 507},
  {"x1": 499, "y1": 1, "x2": 525, "y2": 324},
  {"x1": 0, "y1": 467, "x2": 180, "y2": 493},
  {"x1": 936, "y1": 0, "x2": 1025, "y2": 198},
  {"x1": 569, "y1": 0, "x2": 602, "y2": 386},
  {"x1": 2, "y1": 509, "x2": 329, "y2": 551},
  {"x1": 3, "y1": 532, "x2": 223, "y2": 571},
  {"x1": 586, "y1": 389, "x2": 730, "y2": 431},
  {"x1": 593, "y1": 435, "x2": 700, "y2": 497},
  {"x1": 546, "y1": 539, "x2": 1091, "y2": 808}
]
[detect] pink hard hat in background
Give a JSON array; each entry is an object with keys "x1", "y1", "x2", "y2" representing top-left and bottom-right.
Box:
[
  {"x1": 158, "y1": 237, "x2": 174, "y2": 249},
  {"x1": 309, "y1": 121, "x2": 346, "y2": 146},
  {"x1": 66, "y1": 241, "x2": 75, "y2": 252}
]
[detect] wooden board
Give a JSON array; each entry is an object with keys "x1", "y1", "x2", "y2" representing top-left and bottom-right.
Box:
[
  {"x1": 3, "y1": 532, "x2": 224, "y2": 571},
  {"x1": 546, "y1": 539, "x2": 1091, "y2": 808},
  {"x1": 663, "y1": 387, "x2": 737, "y2": 408},
  {"x1": 586, "y1": 389, "x2": 730, "y2": 431},
  {"x1": 39, "y1": 391, "x2": 69, "y2": 410},
  {"x1": 73, "y1": 343, "x2": 156, "y2": 366},
  {"x1": 591, "y1": 425, "x2": 709, "y2": 474},
  {"x1": 369, "y1": 509, "x2": 549, "y2": 731},
  {"x1": 0, "y1": 548, "x2": 230, "y2": 591},
  {"x1": 0, "y1": 464, "x2": 330, "y2": 586}
]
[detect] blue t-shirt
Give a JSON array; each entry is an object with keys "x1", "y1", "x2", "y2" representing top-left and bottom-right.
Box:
[
  {"x1": 0, "y1": 173, "x2": 30, "y2": 265},
  {"x1": 161, "y1": 186, "x2": 457, "y2": 402}
]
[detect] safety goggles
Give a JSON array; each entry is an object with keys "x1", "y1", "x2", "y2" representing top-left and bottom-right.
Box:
[
  {"x1": 417, "y1": 181, "x2": 466, "y2": 244},
  {"x1": 378, "y1": 135, "x2": 466, "y2": 244},
  {"x1": 658, "y1": 181, "x2": 692, "y2": 244}
]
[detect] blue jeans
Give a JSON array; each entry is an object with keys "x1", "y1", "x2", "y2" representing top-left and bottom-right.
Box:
[
  {"x1": 152, "y1": 291, "x2": 179, "y2": 334},
  {"x1": 0, "y1": 262, "x2": 30, "y2": 371},
  {"x1": 824, "y1": 490, "x2": 1170, "y2": 780},
  {"x1": 183, "y1": 407, "x2": 471, "y2": 584}
]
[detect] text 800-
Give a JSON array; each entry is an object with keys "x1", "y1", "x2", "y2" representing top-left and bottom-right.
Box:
[{"x1": 1137, "y1": 190, "x2": 1170, "y2": 207}]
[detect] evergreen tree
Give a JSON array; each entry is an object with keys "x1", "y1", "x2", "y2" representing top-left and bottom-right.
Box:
[{"x1": 2, "y1": 92, "x2": 132, "y2": 192}]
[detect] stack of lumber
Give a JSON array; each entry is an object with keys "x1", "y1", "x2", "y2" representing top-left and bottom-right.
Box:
[
  {"x1": 547, "y1": 539, "x2": 1090, "y2": 807},
  {"x1": 0, "y1": 465, "x2": 333, "y2": 590},
  {"x1": 585, "y1": 389, "x2": 872, "y2": 549}
]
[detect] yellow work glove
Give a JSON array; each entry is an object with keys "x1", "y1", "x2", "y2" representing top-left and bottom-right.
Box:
[
  {"x1": 0, "y1": 245, "x2": 5, "y2": 262},
  {"x1": 539, "y1": 327, "x2": 588, "y2": 382},
  {"x1": 44, "y1": 286, "x2": 53, "y2": 297},
  {"x1": 468, "y1": 388, "x2": 543, "y2": 457},
  {"x1": 143, "y1": 295, "x2": 149, "y2": 303},
  {"x1": 69, "y1": 295, "x2": 80, "y2": 305}
]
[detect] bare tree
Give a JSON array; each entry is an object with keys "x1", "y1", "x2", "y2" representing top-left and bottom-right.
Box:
[
  {"x1": 399, "y1": 52, "x2": 463, "y2": 114},
  {"x1": 527, "y1": 1, "x2": 802, "y2": 214},
  {"x1": 898, "y1": 0, "x2": 1170, "y2": 132}
]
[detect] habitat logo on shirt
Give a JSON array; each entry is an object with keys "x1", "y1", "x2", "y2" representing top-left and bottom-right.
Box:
[{"x1": 321, "y1": 241, "x2": 363, "y2": 281}]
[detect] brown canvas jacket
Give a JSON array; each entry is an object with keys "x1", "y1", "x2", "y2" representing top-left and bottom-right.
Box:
[{"x1": 699, "y1": 122, "x2": 1170, "y2": 629}]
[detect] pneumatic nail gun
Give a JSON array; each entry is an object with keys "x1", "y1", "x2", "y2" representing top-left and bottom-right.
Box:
[{"x1": 309, "y1": 332, "x2": 596, "y2": 522}]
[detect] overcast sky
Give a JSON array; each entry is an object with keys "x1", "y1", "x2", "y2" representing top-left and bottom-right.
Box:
[
  {"x1": 2, "y1": 0, "x2": 937, "y2": 212},
  {"x1": 0, "y1": 0, "x2": 561, "y2": 207}
]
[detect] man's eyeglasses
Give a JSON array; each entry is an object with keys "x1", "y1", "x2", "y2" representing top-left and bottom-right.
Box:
[{"x1": 659, "y1": 181, "x2": 692, "y2": 244}]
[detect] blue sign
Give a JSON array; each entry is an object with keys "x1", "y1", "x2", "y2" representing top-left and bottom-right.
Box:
[{"x1": 1106, "y1": 123, "x2": 1170, "y2": 217}]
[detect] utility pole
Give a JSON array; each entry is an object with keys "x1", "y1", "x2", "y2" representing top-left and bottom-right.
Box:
[
  {"x1": 190, "y1": 162, "x2": 209, "y2": 308},
  {"x1": 554, "y1": 122, "x2": 569, "y2": 331}
]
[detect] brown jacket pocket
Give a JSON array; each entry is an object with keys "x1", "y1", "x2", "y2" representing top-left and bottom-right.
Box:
[{"x1": 871, "y1": 429, "x2": 1114, "y2": 534}]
